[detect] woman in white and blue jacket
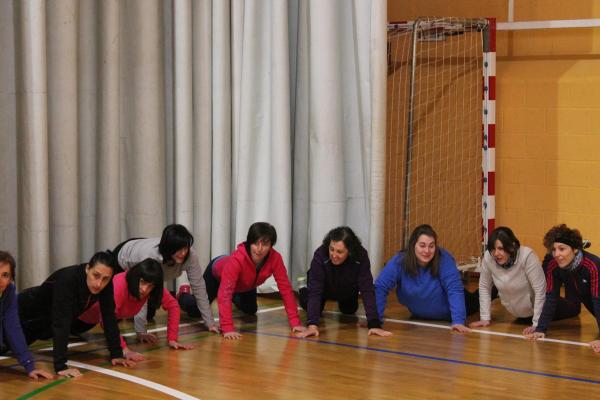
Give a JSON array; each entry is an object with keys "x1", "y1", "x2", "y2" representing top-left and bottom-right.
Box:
[{"x1": 375, "y1": 224, "x2": 478, "y2": 332}]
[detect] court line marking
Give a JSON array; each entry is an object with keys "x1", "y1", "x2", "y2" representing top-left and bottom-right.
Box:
[
  {"x1": 10, "y1": 330, "x2": 216, "y2": 400},
  {"x1": 324, "y1": 310, "x2": 591, "y2": 347},
  {"x1": 36, "y1": 305, "x2": 287, "y2": 352},
  {"x1": 66, "y1": 360, "x2": 200, "y2": 399},
  {"x1": 5, "y1": 304, "x2": 287, "y2": 399},
  {"x1": 244, "y1": 329, "x2": 600, "y2": 385}
]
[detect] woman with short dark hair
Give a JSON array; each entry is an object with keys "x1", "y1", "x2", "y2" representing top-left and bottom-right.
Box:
[
  {"x1": 375, "y1": 224, "x2": 478, "y2": 333},
  {"x1": 0, "y1": 251, "x2": 53, "y2": 379},
  {"x1": 527, "y1": 224, "x2": 600, "y2": 352},
  {"x1": 182, "y1": 222, "x2": 305, "y2": 339},
  {"x1": 296, "y1": 227, "x2": 391, "y2": 338},
  {"x1": 469, "y1": 227, "x2": 546, "y2": 335}
]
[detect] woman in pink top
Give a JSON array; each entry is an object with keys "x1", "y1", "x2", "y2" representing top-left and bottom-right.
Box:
[{"x1": 78, "y1": 258, "x2": 192, "y2": 360}]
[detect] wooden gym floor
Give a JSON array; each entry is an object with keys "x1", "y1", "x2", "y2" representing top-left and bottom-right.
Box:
[{"x1": 2, "y1": 292, "x2": 600, "y2": 399}]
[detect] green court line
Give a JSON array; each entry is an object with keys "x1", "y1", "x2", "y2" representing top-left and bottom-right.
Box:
[
  {"x1": 16, "y1": 330, "x2": 212, "y2": 400},
  {"x1": 15, "y1": 378, "x2": 68, "y2": 399},
  {"x1": 14, "y1": 305, "x2": 285, "y2": 399}
]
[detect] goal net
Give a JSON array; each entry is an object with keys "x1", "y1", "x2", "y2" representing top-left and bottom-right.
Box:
[{"x1": 385, "y1": 17, "x2": 494, "y2": 268}]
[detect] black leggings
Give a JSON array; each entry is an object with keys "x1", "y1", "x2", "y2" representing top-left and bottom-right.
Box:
[
  {"x1": 464, "y1": 289, "x2": 480, "y2": 317},
  {"x1": 20, "y1": 317, "x2": 96, "y2": 345},
  {"x1": 178, "y1": 256, "x2": 258, "y2": 317},
  {"x1": 298, "y1": 288, "x2": 359, "y2": 316}
]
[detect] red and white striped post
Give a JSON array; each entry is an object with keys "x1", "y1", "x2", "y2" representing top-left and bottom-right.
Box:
[{"x1": 483, "y1": 17, "x2": 497, "y2": 247}]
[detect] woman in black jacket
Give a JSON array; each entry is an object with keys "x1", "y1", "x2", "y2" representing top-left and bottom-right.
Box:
[
  {"x1": 296, "y1": 226, "x2": 391, "y2": 338},
  {"x1": 18, "y1": 251, "x2": 135, "y2": 377}
]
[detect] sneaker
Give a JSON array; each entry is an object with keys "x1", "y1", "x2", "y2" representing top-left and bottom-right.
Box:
[
  {"x1": 177, "y1": 284, "x2": 191, "y2": 300},
  {"x1": 296, "y1": 276, "x2": 307, "y2": 290}
]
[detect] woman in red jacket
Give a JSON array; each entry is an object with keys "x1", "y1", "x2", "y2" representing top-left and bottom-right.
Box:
[{"x1": 180, "y1": 222, "x2": 306, "y2": 339}]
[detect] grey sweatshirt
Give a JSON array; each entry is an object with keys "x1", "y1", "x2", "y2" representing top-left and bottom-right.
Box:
[
  {"x1": 118, "y1": 238, "x2": 215, "y2": 331},
  {"x1": 479, "y1": 246, "x2": 546, "y2": 326}
]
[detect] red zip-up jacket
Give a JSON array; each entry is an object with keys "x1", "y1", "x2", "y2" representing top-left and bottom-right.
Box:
[{"x1": 212, "y1": 243, "x2": 301, "y2": 333}]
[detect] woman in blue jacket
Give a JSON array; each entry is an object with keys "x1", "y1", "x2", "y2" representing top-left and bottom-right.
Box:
[
  {"x1": 0, "y1": 251, "x2": 52, "y2": 379},
  {"x1": 375, "y1": 224, "x2": 478, "y2": 332}
]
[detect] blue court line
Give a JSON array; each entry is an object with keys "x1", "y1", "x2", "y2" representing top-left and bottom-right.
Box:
[{"x1": 241, "y1": 329, "x2": 600, "y2": 385}]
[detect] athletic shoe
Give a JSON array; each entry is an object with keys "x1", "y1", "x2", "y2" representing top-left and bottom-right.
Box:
[{"x1": 177, "y1": 284, "x2": 191, "y2": 300}]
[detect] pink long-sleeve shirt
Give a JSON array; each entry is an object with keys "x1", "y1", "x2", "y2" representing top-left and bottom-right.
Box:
[
  {"x1": 78, "y1": 272, "x2": 180, "y2": 348},
  {"x1": 212, "y1": 242, "x2": 301, "y2": 333}
]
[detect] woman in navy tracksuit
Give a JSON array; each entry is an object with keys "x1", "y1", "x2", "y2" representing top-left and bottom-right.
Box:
[
  {"x1": 528, "y1": 224, "x2": 600, "y2": 352},
  {"x1": 0, "y1": 251, "x2": 52, "y2": 379}
]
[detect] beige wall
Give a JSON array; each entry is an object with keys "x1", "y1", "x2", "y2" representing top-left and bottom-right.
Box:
[{"x1": 388, "y1": 1, "x2": 600, "y2": 256}]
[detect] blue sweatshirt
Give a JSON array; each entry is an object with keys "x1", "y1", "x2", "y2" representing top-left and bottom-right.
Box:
[
  {"x1": 375, "y1": 248, "x2": 466, "y2": 325},
  {"x1": 0, "y1": 283, "x2": 35, "y2": 373}
]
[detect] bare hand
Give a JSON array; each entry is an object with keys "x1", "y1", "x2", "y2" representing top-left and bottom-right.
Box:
[
  {"x1": 28, "y1": 369, "x2": 53, "y2": 380},
  {"x1": 295, "y1": 325, "x2": 319, "y2": 338},
  {"x1": 368, "y1": 328, "x2": 392, "y2": 337},
  {"x1": 123, "y1": 347, "x2": 145, "y2": 361},
  {"x1": 111, "y1": 358, "x2": 136, "y2": 368},
  {"x1": 223, "y1": 331, "x2": 242, "y2": 340},
  {"x1": 136, "y1": 332, "x2": 158, "y2": 344},
  {"x1": 207, "y1": 324, "x2": 220, "y2": 334},
  {"x1": 58, "y1": 368, "x2": 82, "y2": 378},
  {"x1": 522, "y1": 326, "x2": 537, "y2": 336},
  {"x1": 451, "y1": 324, "x2": 472, "y2": 333},
  {"x1": 590, "y1": 339, "x2": 600, "y2": 352},
  {"x1": 525, "y1": 331, "x2": 545, "y2": 340},
  {"x1": 469, "y1": 320, "x2": 491, "y2": 328},
  {"x1": 291, "y1": 325, "x2": 307, "y2": 334},
  {"x1": 168, "y1": 340, "x2": 194, "y2": 350}
]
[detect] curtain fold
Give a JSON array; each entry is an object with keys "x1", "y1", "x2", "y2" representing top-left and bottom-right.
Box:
[
  {"x1": 0, "y1": 0, "x2": 386, "y2": 290},
  {"x1": 95, "y1": 0, "x2": 120, "y2": 250},
  {"x1": 290, "y1": 0, "x2": 386, "y2": 282},
  {"x1": 47, "y1": 0, "x2": 79, "y2": 267},
  {"x1": 15, "y1": 0, "x2": 51, "y2": 286},
  {"x1": 0, "y1": 1, "x2": 19, "y2": 262}
]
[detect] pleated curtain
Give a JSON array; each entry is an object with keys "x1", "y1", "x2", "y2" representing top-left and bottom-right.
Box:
[{"x1": 0, "y1": 0, "x2": 386, "y2": 291}]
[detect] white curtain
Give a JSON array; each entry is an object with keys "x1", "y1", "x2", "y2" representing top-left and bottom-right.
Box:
[{"x1": 0, "y1": 0, "x2": 386, "y2": 290}]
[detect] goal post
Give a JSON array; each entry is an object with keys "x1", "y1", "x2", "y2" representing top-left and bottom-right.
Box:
[{"x1": 385, "y1": 17, "x2": 496, "y2": 269}]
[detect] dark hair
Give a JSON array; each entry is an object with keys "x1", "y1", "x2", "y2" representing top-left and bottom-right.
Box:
[
  {"x1": 487, "y1": 226, "x2": 521, "y2": 259},
  {"x1": 88, "y1": 251, "x2": 119, "y2": 271},
  {"x1": 543, "y1": 224, "x2": 583, "y2": 251},
  {"x1": 0, "y1": 251, "x2": 16, "y2": 280},
  {"x1": 403, "y1": 224, "x2": 441, "y2": 277},
  {"x1": 322, "y1": 226, "x2": 363, "y2": 262},
  {"x1": 126, "y1": 258, "x2": 164, "y2": 309},
  {"x1": 246, "y1": 222, "x2": 277, "y2": 246},
  {"x1": 158, "y1": 224, "x2": 194, "y2": 263}
]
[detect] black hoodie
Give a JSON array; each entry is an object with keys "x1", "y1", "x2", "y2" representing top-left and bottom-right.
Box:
[{"x1": 18, "y1": 264, "x2": 122, "y2": 372}]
